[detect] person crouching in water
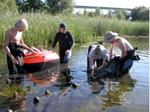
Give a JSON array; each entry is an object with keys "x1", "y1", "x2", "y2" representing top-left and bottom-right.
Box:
[
  {"x1": 104, "y1": 31, "x2": 138, "y2": 75},
  {"x1": 52, "y1": 23, "x2": 74, "y2": 63},
  {"x1": 4, "y1": 19, "x2": 36, "y2": 75},
  {"x1": 87, "y1": 43, "x2": 109, "y2": 72}
]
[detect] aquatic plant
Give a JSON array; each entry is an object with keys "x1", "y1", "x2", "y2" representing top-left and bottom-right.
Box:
[{"x1": 0, "y1": 12, "x2": 148, "y2": 47}]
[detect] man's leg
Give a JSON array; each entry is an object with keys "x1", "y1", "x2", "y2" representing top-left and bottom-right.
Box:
[
  {"x1": 119, "y1": 56, "x2": 129, "y2": 75},
  {"x1": 87, "y1": 46, "x2": 92, "y2": 71},
  {"x1": 59, "y1": 50, "x2": 66, "y2": 63},
  {"x1": 16, "y1": 56, "x2": 26, "y2": 74},
  {"x1": 7, "y1": 55, "x2": 17, "y2": 75}
]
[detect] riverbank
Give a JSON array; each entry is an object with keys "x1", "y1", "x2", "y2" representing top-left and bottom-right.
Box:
[{"x1": 0, "y1": 12, "x2": 149, "y2": 47}]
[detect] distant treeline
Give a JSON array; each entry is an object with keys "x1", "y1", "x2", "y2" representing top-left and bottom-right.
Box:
[
  {"x1": 0, "y1": 13, "x2": 148, "y2": 47},
  {"x1": 0, "y1": 0, "x2": 149, "y2": 21}
]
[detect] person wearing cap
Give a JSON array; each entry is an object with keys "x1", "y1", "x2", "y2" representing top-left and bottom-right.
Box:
[
  {"x1": 87, "y1": 43, "x2": 109, "y2": 72},
  {"x1": 52, "y1": 23, "x2": 74, "y2": 63},
  {"x1": 104, "y1": 31, "x2": 135, "y2": 74},
  {"x1": 4, "y1": 19, "x2": 36, "y2": 75}
]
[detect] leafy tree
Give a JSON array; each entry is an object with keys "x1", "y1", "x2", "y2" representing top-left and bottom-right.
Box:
[
  {"x1": 46, "y1": 0, "x2": 73, "y2": 15},
  {"x1": 94, "y1": 8, "x2": 101, "y2": 16},
  {"x1": 88, "y1": 11, "x2": 95, "y2": 17},
  {"x1": 107, "y1": 10, "x2": 114, "y2": 18},
  {"x1": 83, "y1": 9, "x2": 87, "y2": 16},
  {"x1": 0, "y1": 0, "x2": 18, "y2": 13},
  {"x1": 131, "y1": 6, "x2": 149, "y2": 21},
  {"x1": 115, "y1": 10, "x2": 126, "y2": 20},
  {"x1": 16, "y1": 0, "x2": 46, "y2": 13}
]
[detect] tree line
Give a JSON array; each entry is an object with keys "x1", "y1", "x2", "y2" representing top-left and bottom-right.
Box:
[{"x1": 0, "y1": 0, "x2": 149, "y2": 21}]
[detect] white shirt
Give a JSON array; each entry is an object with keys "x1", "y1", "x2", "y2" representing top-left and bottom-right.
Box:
[{"x1": 88, "y1": 44, "x2": 109, "y2": 61}]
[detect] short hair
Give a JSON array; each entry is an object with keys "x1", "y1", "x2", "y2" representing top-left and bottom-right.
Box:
[
  {"x1": 15, "y1": 19, "x2": 28, "y2": 30},
  {"x1": 94, "y1": 45, "x2": 101, "y2": 56}
]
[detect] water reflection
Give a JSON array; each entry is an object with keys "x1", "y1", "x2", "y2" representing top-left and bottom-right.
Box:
[
  {"x1": 56, "y1": 64, "x2": 73, "y2": 88},
  {"x1": 0, "y1": 75, "x2": 25, "y2": 112},
  {"x1": 102, "y1": 73, "x2": 136, "y2": 109},
  {"x1": 0, "y1": 37, "x2": 148, "y2": 112}
]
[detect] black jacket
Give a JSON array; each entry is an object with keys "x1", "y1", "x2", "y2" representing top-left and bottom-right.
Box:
[{"x1": 52, "y1": 31, "x2": 73, "y2": 51}]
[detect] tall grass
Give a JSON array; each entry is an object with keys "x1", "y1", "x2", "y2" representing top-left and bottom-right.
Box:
[{"x1": 0, "y1": 12, "x2": 149, "y2": 47}]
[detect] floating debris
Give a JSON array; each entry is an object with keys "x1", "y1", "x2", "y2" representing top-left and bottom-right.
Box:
[
  {"x1": 6, "y1": 78, "x2": 11, "y2": 84},
  {"x1": 6, "y1": 109, "x2": 13, "y2": 112},
  {"x1": 13, "y1": 92, "x2": 18, "y2": 98},
  {"x1": 45, "y1": 90, "x2": 50, "y2": 95},
  {"x1": 71, "y1": 82, "x2": 78, "y2": 89},
  {"x1": 33, "y1": 97, "x2": 40, "y2": 104}
]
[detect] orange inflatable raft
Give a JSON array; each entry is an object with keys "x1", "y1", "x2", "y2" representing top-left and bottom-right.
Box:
[{"x1": 23, "y1": 50, "x2": 59, "y2": 73}]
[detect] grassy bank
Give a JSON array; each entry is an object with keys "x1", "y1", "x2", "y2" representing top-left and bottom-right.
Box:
[{"x1": 0, "y1": 12, "x2": 149, "y2": 47}]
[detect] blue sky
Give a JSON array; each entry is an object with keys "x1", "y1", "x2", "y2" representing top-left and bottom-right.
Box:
[
  {"x1": 74, "y1": 0, "x2": 150, "y2": 13},
  {"x1": 74, "y1": 0, "x2": 150, "y2": 8}
]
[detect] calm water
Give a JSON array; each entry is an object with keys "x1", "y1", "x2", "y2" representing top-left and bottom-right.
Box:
[{"x1": 0, "y1": 38, "x2": 149, "y2": 112}]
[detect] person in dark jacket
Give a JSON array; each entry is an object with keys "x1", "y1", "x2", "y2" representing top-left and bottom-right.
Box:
[{"x1": 52, "y1": 23, "x2": 74, "y2": 63}]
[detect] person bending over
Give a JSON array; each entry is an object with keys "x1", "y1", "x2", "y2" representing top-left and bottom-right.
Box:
[
  {"x1": 87, "y1": 44, "x2": 109, "y2": 72},
  {"x1": 104, "y1": 31, "x2": 136, "y2": 74}
]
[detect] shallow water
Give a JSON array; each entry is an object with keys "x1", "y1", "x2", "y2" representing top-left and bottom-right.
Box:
[{"x1": 0, "y1": 38, "x2": 149, "y2": 112}]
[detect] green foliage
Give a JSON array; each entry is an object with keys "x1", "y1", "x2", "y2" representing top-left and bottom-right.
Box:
[
  {"x1": 0, "y1": 13, "x2": 148, "y2": 47},
  {"x1": 83, "y1": 8, "x2": 101, "y2": 17},
  {"x1": 131, "y1": 6, "x2": 149, "y2": 21},
  {"x1": 0, "y1": 0, "x2": 18, "y2": 13},
  {"x1": 114, "y1": 10, "x2": 126, "y2": 20},
  {"x1": 46, "y1": 0, "x2": 73, "y2": 15},
  {"x1": 15, "y1": 0, "x2": 73, "y2": 15},
  {"x1": 94, "y1": 8, "x2": 101, "y2": 16},
  {"x1": 16, "y1": 0, "x2": 46, "y2": 13},
  {"x1": 83, "y1": 9, "x2": 87, "y2": 15}
]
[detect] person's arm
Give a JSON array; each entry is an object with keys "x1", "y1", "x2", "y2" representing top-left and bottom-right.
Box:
[
  {"x1": 20, "y1": 37, "x2": 31, "y2": 51},
  {"x1": 110, "y1": 44, "x2": 114, "y2": 59},
  {"x1": 52, "y1": 33, "x2": 58, "y2": 49},
  {"x1": 102, "y1": 51, "x2": 109, "y2": 65},
  {"x1": 89, "y1": 57, "x2": 94, "y2": 71},
  {"x1": 20, "y1": 37, "x2": 37, "y2": 53},
  {"x1": 65, "y1": 32, "x2": 74, "y2": 54},
  {"x1": 4, "y1": 32, "x2": 18, "y2": 64},
  {"x1": 120, "y1": 40, "x2": 127, "y2": 59},
  {"x1": 68, "y1": 32, "x2": 74, "y2": 50}
]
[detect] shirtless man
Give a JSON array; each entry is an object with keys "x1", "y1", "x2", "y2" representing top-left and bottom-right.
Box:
[
  {"x1": 4, "y1": 19, "x2": 35, "y2": 75},
  {"x1": 104, "y1": 31, "x2": 135, "y2": 74}
]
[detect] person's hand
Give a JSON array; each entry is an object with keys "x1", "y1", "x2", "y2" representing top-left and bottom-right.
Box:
[
  {"x1": 120, "y1": 56, "x2": 124, "y2": 60},
  {"x1": 11, "y1": 58, "x2": 19, "y2": 65},
  {"x1": 65, "y1": 50, "x2": 70, "y2": 54},
  {"x1": 30, "y1": 48, "x2": 37, "y2": 54}
]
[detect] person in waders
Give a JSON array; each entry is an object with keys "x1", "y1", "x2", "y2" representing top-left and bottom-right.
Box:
[
  {"x1": 104, "y1": 31, "x2": 139, "y2": 75},
  {"x1": 87, "y1": 43, "x2": 109, "y2": 72},
  {"x1": 4, "y1": 19, "x2": 36, "y2": 75},
  {"x1": 52, "y1": 23, "x2": 74, "y2": 63}
]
